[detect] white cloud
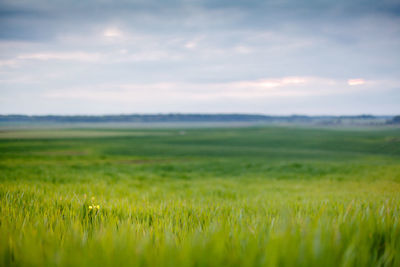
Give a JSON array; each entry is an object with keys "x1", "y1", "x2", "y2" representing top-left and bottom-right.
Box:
[
  {"x1": 234, "y1": 77, "x2": 309, "y2": 89},
  {"x1": 120, "y1": 51, "x2": 182, "y2": 62},
  {"x1": 103, "y1": 27, "x2": 124, "y2": 38},
  {"x1": 234, "y1": 46, "x2": 252, "y2": 54},
  {"x1": 348, "y1": 78, "x2": 365, "y2": 86},
  {"x1": 17, "y1": 52, "x2": 102, "y2": 62},
  {"x1": 43, "y1": 76, "x2": 382, "y2": 103},
  {"x1": 185, "y1": 41, "x2": 197, "y2": 49},
  {"x1": 0, "y1": 59, "x2": 18, "y2": 67}
]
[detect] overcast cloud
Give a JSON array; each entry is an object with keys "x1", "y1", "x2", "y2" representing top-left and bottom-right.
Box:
[{"x1": 0, "y1": 0, "x2": 399, "y2": 115}]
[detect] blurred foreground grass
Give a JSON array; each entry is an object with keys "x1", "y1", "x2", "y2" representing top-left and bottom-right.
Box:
[{"x1": 0, "y1": 126, "x2": 400, "y2": 266}]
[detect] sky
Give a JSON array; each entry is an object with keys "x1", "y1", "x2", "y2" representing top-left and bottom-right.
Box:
[{"x1": 0, "y1": 0, "x2": 400, "y2": 115}]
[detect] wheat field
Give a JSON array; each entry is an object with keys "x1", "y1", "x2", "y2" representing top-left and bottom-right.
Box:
[{"x1": 1, "y1": 126, "x2": 399, "y2": 266}]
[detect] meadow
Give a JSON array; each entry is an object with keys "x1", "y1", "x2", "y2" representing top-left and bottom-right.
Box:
[{"x1": 0, "y1": 125, "x2": 400, "y2": 266}]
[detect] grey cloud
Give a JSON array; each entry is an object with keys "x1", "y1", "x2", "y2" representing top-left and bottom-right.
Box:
[
  {"x1": 0, "y1": 0, "x2": 399, "y2": 114},
  {"x1": 1, "y1": 0, "x2": 400, "y2": 41}
]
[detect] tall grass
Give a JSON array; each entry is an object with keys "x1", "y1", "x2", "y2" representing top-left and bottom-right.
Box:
[{"x1": 0, "y1": 126, "x2": 399, "y2": 266}]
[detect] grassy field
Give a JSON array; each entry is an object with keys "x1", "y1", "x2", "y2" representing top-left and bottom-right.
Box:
[{"x1": 0, "y1": 126, "x2": 400, "y2": 266}]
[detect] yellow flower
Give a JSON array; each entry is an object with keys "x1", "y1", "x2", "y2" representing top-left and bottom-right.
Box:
[
  {"x1": 96, "y1": 205, "x2": 100, "y2": 209},
  {"x1": 89, "y1": 206, "x2": 93, "y2": 209}
]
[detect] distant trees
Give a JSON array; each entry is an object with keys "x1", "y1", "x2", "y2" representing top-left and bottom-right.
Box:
[
  {"x1": 0, "y1": 114, "x2": 273, "y2": 123},
  {"x1": 0, "y1": 114, "x2": 395, "y2": 125},
  {"x1": 389, "y1": 115, "x2": 400, "y2": 124}
]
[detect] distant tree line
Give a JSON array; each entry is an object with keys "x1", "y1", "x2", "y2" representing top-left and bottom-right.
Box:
[
  {"x1": 388, "y1": 115, "x2": 400, "y2": 124},
  {"x1": 0, "y1": 114, "x2": 393, "y2": 124}
]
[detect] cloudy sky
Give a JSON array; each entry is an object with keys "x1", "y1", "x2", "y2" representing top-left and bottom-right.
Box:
[{"x1": 1, "y1": 0, "x2": 399, "y2": 115}]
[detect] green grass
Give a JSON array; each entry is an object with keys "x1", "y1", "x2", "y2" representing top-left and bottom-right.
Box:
[{"x1": 0, "y1": 126, "x2": 400, "y2": 266}]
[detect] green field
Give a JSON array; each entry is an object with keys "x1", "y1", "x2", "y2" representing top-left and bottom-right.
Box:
[{"x1": 1, "y1": 126, "x2": 400, "y2": 266}]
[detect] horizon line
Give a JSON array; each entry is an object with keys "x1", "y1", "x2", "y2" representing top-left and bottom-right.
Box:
[{"x1": 0, "y1": 113, "x2": 396, "y2": 117}]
